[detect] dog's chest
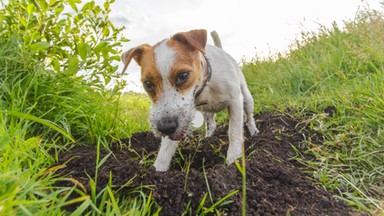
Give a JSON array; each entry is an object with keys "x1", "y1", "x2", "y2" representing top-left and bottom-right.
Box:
[
  {"x1": 196, "y1": 102, "x2": 227, "y2": 113},
  {"x1": 194, "y1": 92, "x2": 228, "y2": 113},
  {"x1": 195, "y1": 83, "x2": 228, "y2": 113}
]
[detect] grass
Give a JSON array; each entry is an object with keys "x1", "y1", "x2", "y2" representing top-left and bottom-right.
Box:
[
  {"x1": 242, "y1": 8, "x2": 384, "y2": 213},
  {"x1": 117, "y1": 93, "x2": 151, "y2": 136},
  {"x1": 0, "y1": 0, "x2": 157, "y2": 214},
  {"x1": 1, "y1": 0, "x2": 384, "y2": 215},
  {"x1": 0, "y1": 18, "x2": 152, "y2": 215}
]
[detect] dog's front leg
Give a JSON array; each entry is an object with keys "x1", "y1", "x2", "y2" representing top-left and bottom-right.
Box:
[
  {"x1": 226, "y1": 99, "x2": 245, "y2": 164},
  {"x1": 204, "y1": 112, "x2": 216, "y2": 137},
  {"x1": 153, "y1": 137, "x2": 179, "y2": 171}
]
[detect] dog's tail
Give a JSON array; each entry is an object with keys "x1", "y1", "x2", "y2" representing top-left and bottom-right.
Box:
[{"x1": 210, "y1": 31, "x2": 222, "y2": 49}]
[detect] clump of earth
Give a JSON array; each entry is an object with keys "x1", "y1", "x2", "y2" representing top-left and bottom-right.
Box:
[{"x1": 54, "y1": 112, "x2": 357, "y2": 215}]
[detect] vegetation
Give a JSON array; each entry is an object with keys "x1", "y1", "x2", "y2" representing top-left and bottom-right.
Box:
[
  {"x1": 242, "y1": 8, "x2": 384, "y2": 213},
  {"x1": 0, "y1": 0, "x2": 151, "y2": 215},
  {"x1": 0, "y1": 0, "x2": 383, "y2": 214}
]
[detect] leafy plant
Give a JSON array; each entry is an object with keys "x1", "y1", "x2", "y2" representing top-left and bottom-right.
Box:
[
  {"x1": 0, "y1": 0, "x2": 151, "y2": 215},
  {"x1": 0, "y1": 0, "x2": 126, "y2": 84},
  {"x1": 0, "y1": 0, "x2": 129, "y2": 144}
]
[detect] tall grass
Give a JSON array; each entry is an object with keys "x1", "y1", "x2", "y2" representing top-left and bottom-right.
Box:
[{"x1": 242, "y1": 8, "x2": 384, "y2": 212}]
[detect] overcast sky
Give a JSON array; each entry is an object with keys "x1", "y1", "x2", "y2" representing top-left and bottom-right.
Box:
[{"x1": 105, "y1": 0, "x2": 382, "y2": 92}]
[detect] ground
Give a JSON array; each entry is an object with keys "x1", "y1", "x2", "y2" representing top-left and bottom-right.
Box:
[{"x1": 54, "y1": 112, "x2": 357, "y2": 215}]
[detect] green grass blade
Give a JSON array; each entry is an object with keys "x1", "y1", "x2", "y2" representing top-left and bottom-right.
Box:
[{"x1": 2, "y1": 110, "x2": 75, "y2": 142}]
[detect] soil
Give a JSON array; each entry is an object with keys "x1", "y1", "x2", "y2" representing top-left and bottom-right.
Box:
[{"x1": 54, "y1": 112, "x2": 357, "y2": 215}]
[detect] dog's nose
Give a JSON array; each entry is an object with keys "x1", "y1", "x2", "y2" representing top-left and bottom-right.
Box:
[{"x1": 157, "y1": 117, "x2": 178, "y2": 135}]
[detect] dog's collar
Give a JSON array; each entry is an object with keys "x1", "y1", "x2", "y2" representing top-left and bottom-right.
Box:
[{"x1": 194, "y1": 54, "x2": 212, "y2": 100}]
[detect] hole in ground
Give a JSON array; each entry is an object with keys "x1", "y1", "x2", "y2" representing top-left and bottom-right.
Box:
[{"x1": 53, "y1": 112, "x2": 356, "y2": 215}]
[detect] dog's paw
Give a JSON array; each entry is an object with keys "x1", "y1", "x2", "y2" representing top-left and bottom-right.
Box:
[
  {"x1": 153, "y1": 160, "x2": 170, "y2": 171},
  {"x1": 250, "y1": 127, "x2": 260, "y2": 136},
  {"x1": 226, "y1": 146, "x2": 242, "y2": 164},
  {"x1": 247, "y1": 122, "x2": 259, "y2": 136}
]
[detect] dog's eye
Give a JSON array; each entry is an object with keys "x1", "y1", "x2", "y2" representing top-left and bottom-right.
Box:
[
  {"x1": 143, "y1": 80, "x2": 154, "y2": 91},
  {"x1": 176, "y1": 71, "x2": 189, "y2": 86}
]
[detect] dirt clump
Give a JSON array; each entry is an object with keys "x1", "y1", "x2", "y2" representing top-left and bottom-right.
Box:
[{"x1": 55, "y1": 112, "x2": 355, "y2": 215}]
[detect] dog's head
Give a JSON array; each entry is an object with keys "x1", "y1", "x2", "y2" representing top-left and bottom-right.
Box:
[{"x1": 121, "y1": 29, "x2": 208, "y2": 140}]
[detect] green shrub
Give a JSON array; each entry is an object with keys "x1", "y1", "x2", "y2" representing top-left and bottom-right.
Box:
[
  {"x1": 0, "y1": 0, "x2": 156, "y2": 215},
  {"x1": 0, "y1": 0, "x2": 129, "y2": 145}
]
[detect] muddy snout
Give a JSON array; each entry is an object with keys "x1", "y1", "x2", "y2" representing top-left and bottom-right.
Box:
[
  {"x1": 157, "y1": 117, "x2": 178, "y2": 136},
  {"x1": 151, "y1": 98, "x2": 195, "y2": 140}
]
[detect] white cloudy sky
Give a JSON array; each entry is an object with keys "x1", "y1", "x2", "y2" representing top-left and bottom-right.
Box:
[{"x1": 104, "y1": 0, "x2": 382, "y2": 92}]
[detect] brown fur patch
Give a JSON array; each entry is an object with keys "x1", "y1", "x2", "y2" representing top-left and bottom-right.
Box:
[
  {"x1": 137, "y1": 47, "x2": 163, "y2": 103},
  {"x1": 136, "y1": 38, "x2": 204, "y2": 103},
  {"x1": 166, "y1": 39, "x2": 203, "y2": 94}
]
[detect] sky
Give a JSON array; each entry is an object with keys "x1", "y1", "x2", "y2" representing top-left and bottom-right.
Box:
[{"x1": 104, "y1": 0, "x2": 383, "y2": 92}]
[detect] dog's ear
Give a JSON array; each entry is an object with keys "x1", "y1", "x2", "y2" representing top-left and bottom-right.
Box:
[
  {"x1": 121, "y1": 44, "x2": 151, "y2": 75},
  {"x1": 172, "y1": 29, "x2": 207, "y2": 53}
]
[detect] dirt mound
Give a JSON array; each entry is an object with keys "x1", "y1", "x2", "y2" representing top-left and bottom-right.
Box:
[{"x1": 55, "y1": 112, "x2": 355, "y2": 215}]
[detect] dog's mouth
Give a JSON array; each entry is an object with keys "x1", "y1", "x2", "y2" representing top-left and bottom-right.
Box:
[
  {"x1": 168, "y1": 131, "x2": 186, "y2": 141},
  {"x1": 151, "y1": 120, "x2": 192, "y2": 141}
]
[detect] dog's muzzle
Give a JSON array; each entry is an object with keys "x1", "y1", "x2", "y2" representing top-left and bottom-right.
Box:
[{"x1": 157, "y1": 117, "x2": 178, "y2": 136}]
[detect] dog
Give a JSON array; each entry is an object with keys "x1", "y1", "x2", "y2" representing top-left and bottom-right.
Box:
[{"x1": 121, "y1": 29, "x2": 258, "y2": 171}]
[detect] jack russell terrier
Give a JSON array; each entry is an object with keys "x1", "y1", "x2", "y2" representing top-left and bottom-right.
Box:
[{"x1": 121, "y1": 29, "x2": 258, "y2": 171}]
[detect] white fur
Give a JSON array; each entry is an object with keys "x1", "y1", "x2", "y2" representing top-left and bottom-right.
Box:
[
  {"x1": 143, "y1": 37, "x2": 258, "y2": 171},
  {"x1": 149, "y1": 88, "x2": 196, "y2": 140},
  {"x1": 150, "y1": 41, "x2": 197, "y2": 170},
  {"x1": 153, "y1": 137, "x2": 179, "y2": 171},
  {"x1": 204, "y1": 112, "x2": 216, "y2": 137},
  {"x1": 154, "y1": 40, "x2": 175, "y2": 78}
]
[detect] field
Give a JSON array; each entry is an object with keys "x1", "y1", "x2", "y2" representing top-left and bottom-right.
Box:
[{"x1": 1, "y1": 0, "x2": 383, "y2": 215}]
